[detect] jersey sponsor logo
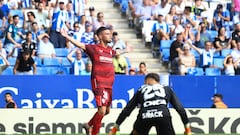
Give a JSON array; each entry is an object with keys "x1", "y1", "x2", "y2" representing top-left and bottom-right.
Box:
[
  {"x1": 142, "y1": 109, "x2": 163, "y2": 119},
  {"x1": 99, "y1": 56, "x2": 112, "y2": 63},
  {"x1": 143, "y1": 99, "x2": 167, "y2": 107}
]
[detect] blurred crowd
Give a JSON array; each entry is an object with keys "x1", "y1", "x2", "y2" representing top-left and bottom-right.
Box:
[
  {"x1": 115, "y1": 0, "x2": 240, "y2": 75},
  {"x1": 0, "y1": 0, "x2": 240, "y2": 76},
  {"x1": 0, "y1": 0, "x2": 150, "y2": 75}
]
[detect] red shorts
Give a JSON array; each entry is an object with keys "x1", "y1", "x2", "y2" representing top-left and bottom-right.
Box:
[{"x1": 92, "y1": 88, "x2": 112, "y2": 107}]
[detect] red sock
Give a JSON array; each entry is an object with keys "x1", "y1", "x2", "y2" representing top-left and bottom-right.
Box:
[{"x1": 88, "y1": 112, "x2": 104, "y2": 135}]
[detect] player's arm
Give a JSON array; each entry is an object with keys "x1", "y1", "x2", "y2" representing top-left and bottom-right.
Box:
[
  {"x1": 109, "y1": 91, "x2": 140, "y2": 135},
  {"x1": 60, "y1": 29, "x2": 86, "y2": 50},
  {"x1": 167, "y1": 86, "x2": 191, "y2": 135}
]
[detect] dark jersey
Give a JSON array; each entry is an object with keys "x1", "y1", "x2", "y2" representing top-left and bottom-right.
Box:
[
  {"x1": 6, "y1": 101, "x2": 17, "y2": 108},
  {"x1": 16, "y1": 56, "x2": 34, "y2": 72},
  {"x1": 116, "y1": 84, "x2": 189, "y2": 126},
  {"x1": 85, "y1": 44, "x2": 116, "y2": 89}
]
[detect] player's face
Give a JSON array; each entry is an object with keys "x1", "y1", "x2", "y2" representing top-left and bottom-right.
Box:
[
  {"x1": 101, "y1": 30, "x2": 112, "y2": 44},
  {"x1": 5, "y1": 94, "x2": 12, "y2": 102}
]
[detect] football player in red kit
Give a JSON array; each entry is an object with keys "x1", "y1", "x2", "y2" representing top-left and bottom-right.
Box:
[{"x1": 61, "y1": 27, "x2": 115, "y2": 135}]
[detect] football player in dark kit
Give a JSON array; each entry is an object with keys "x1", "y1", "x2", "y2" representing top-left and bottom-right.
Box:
[{"x1": 109, "y1": 73, "x2": 191, "y2": 135}]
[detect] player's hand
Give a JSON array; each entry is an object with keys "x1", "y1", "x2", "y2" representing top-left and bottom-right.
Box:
[
  {"x1": 60, "y1": 29, "x2": 68, "y2": 38},
  {"x1": 184, "y1": 123, "x2": 192, "y2": 135},
  {"x1": 108, "y1": 124, "x2": 119, "y2": 135}
]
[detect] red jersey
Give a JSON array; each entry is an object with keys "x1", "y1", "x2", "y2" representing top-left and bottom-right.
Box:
[{"x1": 85, "y1": 44, "x2": 116, "y2": 89}]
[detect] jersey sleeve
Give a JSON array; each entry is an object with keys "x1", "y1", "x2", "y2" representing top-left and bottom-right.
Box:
[
  {"x1": 115, "y1": 90, "x2": 140, "y2": 126},
  {"x1": 167, "y1": 86, "x2": 189, "y2": 125},
  {"x1": 6, "y1": 102, "x2": 15, "y2": 108}
]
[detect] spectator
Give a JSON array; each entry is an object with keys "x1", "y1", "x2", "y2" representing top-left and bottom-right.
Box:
[
  {"x1": 0, "y1": 6, "x2": 7, "y2": 33},
  {"x1": 5, "y1": 0, "x2": 18, "y2": 9},
  {"x1": 181, "y1": 6, "x2": 197, "y2": 28},
  {"x1": 211, "y1": 93, "x2": 228, "y2": 108},
  {"x1": 231, "y1": 23, "x2": 240, "y2": 49},
  {"x1": 66, "y1": 1, "x2": 75, "y2": 30},
  {"x1": 173, "y1": 0, "x2": 185, "y2": 16},
  {"x1": 192, "y1": 0, "x2": 207, "y2": 20},
  {"x1": 4, "y1": 92, "x2": 17, "y2": 108},
  {"x1": 170, "y1": 16, "x2": 184, "y2": 40},
  {"x1": 135, "y1": 0, "x2": 153, "y2": 28},
  {"x1": 137, "y1": 61, "x2": 147, "y2": 75},
  {"x1": 0, "y1": 39, "x2": 7, "y2": 58},
  {"x1": 13, "y1": 50, "x2": 37, "y2": 75},
  {"x1": 178, "y1": 44, "x2": 196, "y2": 75},
  {"x1": 169, "y1": 33, "x2": 184, "y2": 74},
  {"x1": 231, "y1": 0, "x2": 240, "y2": 16},
  {"x1": 86, "y1": 6, "x2": 97, "y2": 25},
  {"x1": 35, "y1": 2, "x2": 51, "y2": 30},
  {"x1": 201, "y1": 12, "x2": 211, "y2": 30},
  {"x1": 31, "y1": 22, "x2": 46, "y2": 44},
  {"x1": 68, "y1": 21, "x2": 84, "y2": 49},
  {"x1": 79, "y1": 15, "x2": 87, "y2": 32},
  {"x1": 0, "y1": 48, "x2": 10, "y2": 74},
  {"x1": 108, "y1": 73, "x2": 191, "y2": 135},
  {"x1": 129, "y1": 67, "x2": 136, "y2": 75},
  {"x1": 110, "y1": 32, "x2": 128, "y2": 50},
  {"x1": 165, "y1": 6, "x2": 178, "y2": 27},
  {"x1": 195, "y1": 22, "x2": 211, "y2": 48},
  {"x1": 189, "y1": 41, "x2": 228, "y2": 71},
  {"x1": 183, "y1": 23, "x2": 195, "y2": 42},
  {"x1": 93, "y1": 12, "x2": 113, "y2": 32},
  {"x1": 113, "y1": 48, "x2": 128, "y2": 75},
  {"x1": 127, "y1": 0, "x2": 143, "y2": 28},
  {"x1": 153, "y1": 0, "x2": 171, "y2": 18},
  {"x1": 81, "y1": 21, "x2": 95, "y2": 44},
  {"x1": 67, "y1": 48, "x2": 86, "y2": 75},
  {"x1": 223, "y1": 55, "x2": 238, "y2": 76},
  {"x1": 49, "y1": 0, "x2": 70, "y2": 48},
  {"x1": 151, "y1": 13, "x2": 170, "y2": 44},
  {"x1": 214, "y1": 27, "x2": 231, "y2": 50},
  {"x1": 233, "y1": 12, "x2": 240, "y2": 25},
  {"x1": 80, "y1": 60, "x2": 92, "y2": 75},
  {"x1": 37, "y1": 35, "x2": 56, "y2": 58},
  {"x1": 20, "y1": 31, "x2": 37, "y2": 57},
  {"x1": 24, "y1": 11, "x2": 36, "y2": 31},
  {"x1": 230, "y1": 41, "x2": 240, "y2": 74},
  {"x1": 4, "y1": 15, "x2": 24, "y2": 57},
  {"x1": 212, "y1": 4, "x2": 230, "y2": 32}
]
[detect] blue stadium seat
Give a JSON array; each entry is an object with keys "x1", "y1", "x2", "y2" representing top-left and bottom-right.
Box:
[
  {"x1": 36, "y1": 67, "x2": 51, "y2": 75},
  {"x1": 221, "y1": 49, "x2": 232, "y2": 57},
  {"x1": 205, "y1": 68, "x2": 221, "y2": 76},
  {"x1": 55, "y1": 48, "x2": 69, "y2": 57},
  {"x1": 160, "y1": 40, "x2": 173, "y2": 50},
  {"x1": 208, "y1": 30, "x2": 218, "y2": 41},
  {"x1": 34, "y1": 57, "x2": 43, "y2": 66},
  {"x1": 42, "y1": 58, "x2": 61, "y2": 67},
  {"x1": 213, "y1": 57, "x2": 224, "y2": 69},
  {"x1": 61, "y1": 57, "x2": 71, "y2": 67},
  {"x1": 187, "y1": 67, "x2": 204, "y2": 76},
  {"x1": 161, "y1": 48, "x2": 170, "y2": 62},
  {"x1": 1, "y1": 66, "x2": 13, "y2": 75},
  {"x1": 7, "y1": 57, "x2": 16, "y2": 66}
]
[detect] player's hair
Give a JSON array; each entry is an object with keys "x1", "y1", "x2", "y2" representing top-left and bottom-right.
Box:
[
  {"x1": 4, "y1": 92, "x2": 12, "y2": 96},
  {"x1": 96, "y1": 26, "x2": 109, "y2": 36},
  {"x1": 145, "y1": 73, "x2": 160, "y2": 82}
]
